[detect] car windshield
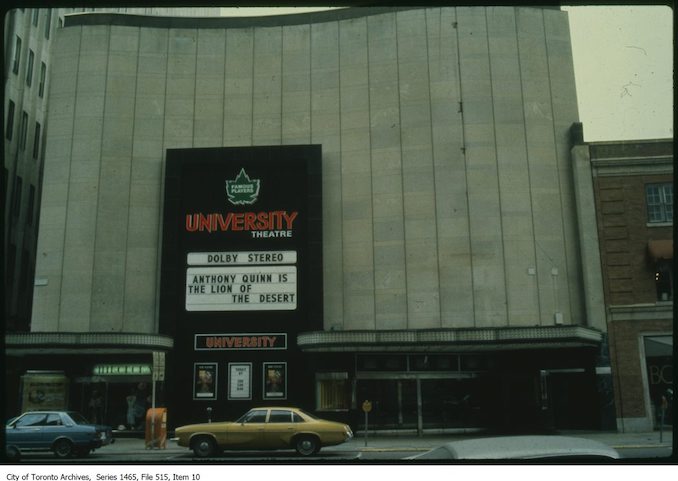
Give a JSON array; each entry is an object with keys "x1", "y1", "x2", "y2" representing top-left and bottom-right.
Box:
[
  {"x1": 235, "y1": 410, "x2": 266, "y2": 423},
  {"x1": 66, "y1": 412, "x2": 91, "y2": 425}
]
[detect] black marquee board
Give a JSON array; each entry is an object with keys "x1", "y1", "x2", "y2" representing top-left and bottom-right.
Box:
[{"x1": 159, "y1": 145, "x2": 323, "y2": 427}]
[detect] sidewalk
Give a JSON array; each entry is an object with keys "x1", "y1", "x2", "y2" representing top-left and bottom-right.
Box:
[{"x1": 104, "y1": 429, "x2": 673, "y2": 454}]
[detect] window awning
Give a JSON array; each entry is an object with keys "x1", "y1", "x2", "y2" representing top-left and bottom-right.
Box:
[{"x1": 648, "y1": 239, "x2": 673, "y2": 261}]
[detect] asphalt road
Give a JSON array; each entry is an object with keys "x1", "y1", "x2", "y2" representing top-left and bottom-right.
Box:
[{"x1": 8, "y1": 445, "x2": 674, "y2": 463}]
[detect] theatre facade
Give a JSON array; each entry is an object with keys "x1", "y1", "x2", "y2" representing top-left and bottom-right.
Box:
[{"x1": 8, "y1": 6, "x2": 615, "y2": 432}]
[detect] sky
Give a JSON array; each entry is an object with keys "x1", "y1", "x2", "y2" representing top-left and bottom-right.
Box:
[{"x1": 221, "y1": 6, "x2": 674, "y2": 143}]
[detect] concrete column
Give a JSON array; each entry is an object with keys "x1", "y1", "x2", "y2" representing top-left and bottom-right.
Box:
[{"x1": 570, "y1": 141, "x2": 606, "y2": 331}]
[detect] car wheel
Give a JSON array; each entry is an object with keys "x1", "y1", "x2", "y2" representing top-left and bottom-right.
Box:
[
  {"x1": 191, "y1": 436, "x2": 217, "y2": 458},
  {"x1": 294, "y1": 435, "x2": 319, "y2": 456},
  {"x1": 53, "y1": 439, "x2": 74, "y2": 459},
  {"x1": 6, "y1": 445, "x2": 21, "y2": 462}
]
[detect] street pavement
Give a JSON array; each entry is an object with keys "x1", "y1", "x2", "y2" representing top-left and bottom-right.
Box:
[
  {"x1": 99, "y1": 429, "x2": 674, "y2": 458},
  {"x1": 8, "y1": 430, "x2": 673, "y2": 463}
]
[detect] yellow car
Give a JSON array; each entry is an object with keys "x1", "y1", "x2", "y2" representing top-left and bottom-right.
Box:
[{"x1": 174, "y1": 407, "x2": 353, "y2": 457}]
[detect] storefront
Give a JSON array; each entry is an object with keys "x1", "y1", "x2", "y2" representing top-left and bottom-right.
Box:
[
  {"x1": 642, "y1": 334, "x2": 673, "y2": 427},
  {"x1": 4, "y1": 333, "x2": 172, "y2": 429},
  {"x1": 299, "y1": 327, "x2": 606, "y2": 433}
]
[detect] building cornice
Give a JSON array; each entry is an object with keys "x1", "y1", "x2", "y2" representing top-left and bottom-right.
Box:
[
  {"x1": 297, "y1": 326, "x2": 603, "y2": 353},
  {"x1": 608, "y1": 303, "x2": 674, "y2": 322},
  {"x1": 591, "y1": 155, "x2": 673, "y2": 177},
  {"x1": 63, "y1": 6, "x2": 563, "y2": 30}
]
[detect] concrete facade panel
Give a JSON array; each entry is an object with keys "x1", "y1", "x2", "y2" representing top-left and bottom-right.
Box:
[{"x1": 34, "y1": 6, "x2": 584, "y2": 337}]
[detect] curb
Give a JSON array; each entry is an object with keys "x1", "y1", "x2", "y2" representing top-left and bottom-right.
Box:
[{"x1": 612, "y1": 444, "x2": 673, "y2": 449}]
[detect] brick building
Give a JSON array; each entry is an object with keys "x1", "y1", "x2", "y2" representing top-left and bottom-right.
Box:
[{"x1": 571, "y1": 124, "x2": 673, "y2": 432}]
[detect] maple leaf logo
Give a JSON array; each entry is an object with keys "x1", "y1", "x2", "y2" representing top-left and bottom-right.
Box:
[{"x1": 226, "y1": 168, "x2": 260, "y2": 205}]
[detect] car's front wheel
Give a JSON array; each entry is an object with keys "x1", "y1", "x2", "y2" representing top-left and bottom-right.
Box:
[
  {"x1": 53, "y1": 439, "x2": 74, "y2": 458},
  {"x1": 191, "y1": 436, "x2": 217, "y2": 458},
  {"x1": 294, "y1": 435, "x2": 319, "y2": 456}
]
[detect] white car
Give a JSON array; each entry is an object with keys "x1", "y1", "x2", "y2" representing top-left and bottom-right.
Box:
[{"x1": 408, "y1": 436, "x2": 620, "y2": 461}]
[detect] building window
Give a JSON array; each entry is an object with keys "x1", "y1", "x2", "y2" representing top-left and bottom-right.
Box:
[
  {"x1": 6, "y1": 101, "x2": 16, "y2": 140},
  {"x1": 646, "y1": 183, "x2": 673, "y2": 223},
  {"x1": 7, "y1": 244, "x2": 17, "y2": 287},
  {"x1": 655, "y1": 260, "x2": 673, "y2": 301},
  {"x1": 316, "y1": 373, "x2": 350, "y2": 411},
  {"x1": 12, "y1": 176, "x2": 23, "y2": 218},
  {"x1": 33, "y1": 122, "x2": 41, "y2": 159},
  {"x1": 26, "y1": 49, "x2": 35, "y2": 87},
  {"x1": 27, "y1": 185, "x2": 36, "y2": 226},
  {"x1": 13, "y1": 36, "x2": 22, "y2": 74},
  {"x1": 19, "y1": 112, "x2": 29, "y2": 151},
  {"x1": 32, "y1": 9, "x2": 39, "y2": 27},
  {"x1": 20, "y1": 250, "x2": 30, "y2": 294},
  {"x1": 39, "y1": 62, "x2": 46, "y2": 98},
  {"x1": 45, "y1": 10, "x2": 52, "y2": 39}
]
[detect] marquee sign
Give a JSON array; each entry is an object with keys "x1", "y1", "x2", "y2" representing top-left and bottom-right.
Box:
[
  {"x1": 159, "y1": 145, "x2": 323, "y2": 425},
  {"x1": 186, "y1": 250, "x2": 298, "y2": 311},
  {"x1": 93, "y1": 364, "x2": 152, "y2": 376},
  {"x1": 195, "y1": 333, "x2": 288, "y2": 350}
]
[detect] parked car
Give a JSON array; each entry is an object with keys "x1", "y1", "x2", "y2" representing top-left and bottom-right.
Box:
[
  {"x1": 5, "y1": 411, "x2": 115, "y2": 459},
  {"x1": 174, "y1": 407, "x2": 353, "y2": 457},
  {"x1": 407, "y1": 435, "x2": 620, "y2": 461}
]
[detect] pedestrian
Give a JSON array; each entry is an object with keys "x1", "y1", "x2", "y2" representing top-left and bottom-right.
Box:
[{"x1": 126, "y1": 389, "x2": 136, "y2": 430}]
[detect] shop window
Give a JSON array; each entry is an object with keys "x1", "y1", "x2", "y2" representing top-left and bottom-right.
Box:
[
  {"x1": 6, "y1": 100, "x2": 15, "y2": 140},
  {"x1": 643, "y1": 335, "x2": 673, "y2": 427},
  {"x1": 12, "y1": 36, "x2": 21, "y2": 74},
  {"x1": 410, "y1": 354, "x2": 459, "y2": 371},
  {"x1": 316, "y1": 373, "x2": 350, "y2": 411},
  {"x1": 460, "y1": 355, "x2": 492, "y2": 371},
  {"x1": 357, "y1": 355, "x2": 406, "y2": 371},
  {"x1": 646, "y1": 183, "x2": 673, "y2": 223},
  {"x1": 655, "y1": 260, "x2": 673, "y2": 301},
  {"x1": 26, "y1": 49, "x2": 34, "y2": 87}
]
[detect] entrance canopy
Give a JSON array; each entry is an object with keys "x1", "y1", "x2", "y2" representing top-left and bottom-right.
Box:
[
  {"x1": 5, "y1": 332, "x2": 173, "y2": 355},
  {"x1": 298, "y1": 326, "x2": 603, "y2": 352}
]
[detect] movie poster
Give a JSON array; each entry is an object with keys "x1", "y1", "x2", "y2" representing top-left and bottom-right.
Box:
[
  {"x1": 263, "y1": 362, "x2": 287, "y2": 400},
  {"x1": 228, "y1": 363, "x2": 252, "y2": 400},
  {"x1": 193, "y1": 363, "x2": 217, "y2": 400}
]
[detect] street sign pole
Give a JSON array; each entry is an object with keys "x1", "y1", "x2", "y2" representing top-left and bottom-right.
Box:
[{"x1": 362, "y1": 400, "x2": 372, "y2": 447}]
